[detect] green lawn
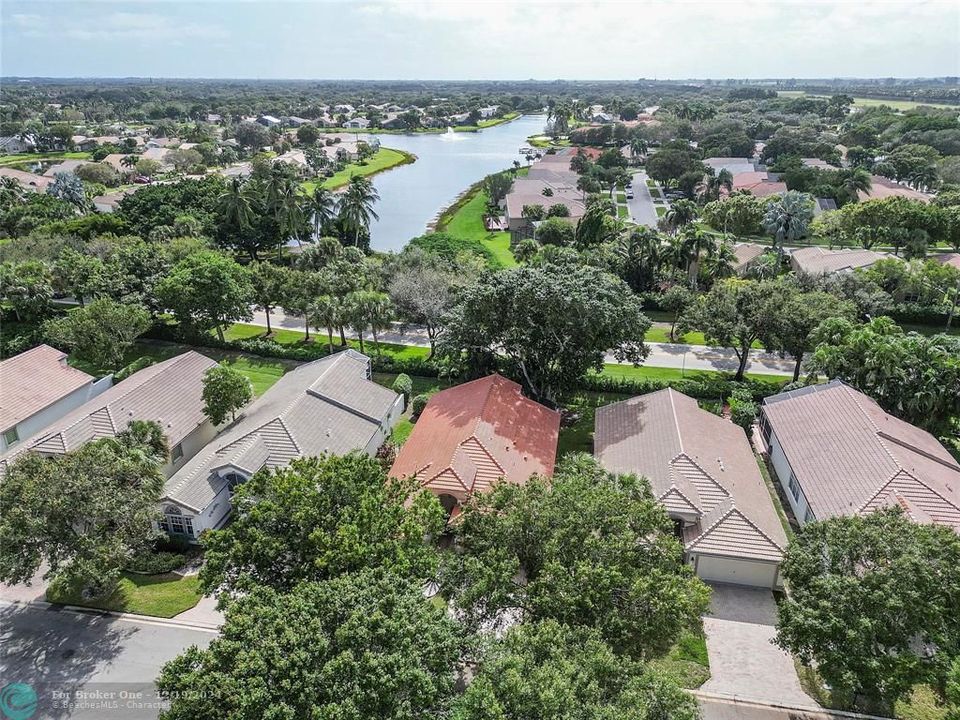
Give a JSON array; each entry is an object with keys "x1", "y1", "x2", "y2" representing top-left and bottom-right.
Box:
[
  {"x1": 301, "y1": 147, "x2": 414, "y2": 193},
  {"x1": 557, "y1": 390, "x2": 631, "y2": 456},
  {"x1": 776, "y1": 90, "x2": 956, "y2": 111},
  {"x1": 596, "y1": 364, "x2": 790, "y2": 384},
  {"x1": 649, "y1": 629, "x2": 711, "y2": 689},
  {"x1": 371, "y1": 372, "x2": 453, "y2": 447},
  {"x1": 0, "y1": 151, "x2": 92, "y2": 168},
  {"x1": 47, "y1": 572, "x2": 203, "y2": 618},
  {"x1": 617, "y1": 205, "x2": 629, "y2": 218},
  {"x1": 453, "y1": 112, "x2": 521, "y2": 131},
  {"x1": 438, "y1": 180, "x2": 518, "y2": 267},
  {"x1": 655, "y1": 206, "x2": 667, "y2": 217},
  {"x1": 645, "y1": 325, "x2": 708, "y2": 345},
  {"x1": 223, "y1": 323, "x2": 430, "y2": 362}
]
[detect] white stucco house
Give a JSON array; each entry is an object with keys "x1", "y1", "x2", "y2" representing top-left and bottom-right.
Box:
[
  {"x1": 0, "y1": 345, "x2": 112, "y2": 454},
  {"x1": 160, "y1": 350, "x2": 403, "y2": 540}
]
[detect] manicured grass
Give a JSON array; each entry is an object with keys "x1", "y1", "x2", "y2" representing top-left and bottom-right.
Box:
[
  {"x1": 47, "y1": 572, "x2": 203, "y2": 618},
  {"x1": 0, "y1": 151, "x2": 92, "y2": 167},
  {"x1": 223, "y1": 323, "x2": 430, "y2": 361},
  {"x1": 617, "y1": 205, "x2": 629, "y2": 218},
  {"x1": 901, "y1": 322, "x2": 960, "y2": 338},
  {"x1": 649, "y1": 629, "x2": 711, "y2": 689},
  {"x1": 644, "y1": 325, "x2": 708, "y2": 345},
  {"x1": 221, "y1": 355, "x2": 287, "y2": 395},
  {"x1": 438, "y1": 178, "x2": 518, "y2": 267},
  {"x1": 757, "y1": 456, "x2": 795, "y2": 540},
  {"x1": 655, "y1": 206, "x2": 667, "y2": 217},
  {"x1": 776, "y1": 90, "x2": 956, "y2": 111},
  {"x1": 557, "y1": 390, "x2": 631, "y2": 456},
  {"x1": 596, "y1": 364, "x2": 790, "y2": 384},
  {"x1": 453, "y1": 112, "x2": 521, "y2": 132},
  {"x1": 390, "y1": 417, "x2": 415, "y2": 445},
  {"x1": 301, "y1": 147, "x2": 414, "y2": 193}
]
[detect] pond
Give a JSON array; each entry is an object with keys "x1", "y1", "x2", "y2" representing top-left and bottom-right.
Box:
[{"x1": 363, "y1": 114, "x2": 546, "y2": 252}]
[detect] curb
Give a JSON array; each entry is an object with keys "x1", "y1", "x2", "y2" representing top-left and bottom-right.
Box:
[
  {"x1": 0, "y1": 598, "x2": 220, "y2": 633},
  {"x1": 692, "y1": 690, "x2": 893, "y2": 719}
]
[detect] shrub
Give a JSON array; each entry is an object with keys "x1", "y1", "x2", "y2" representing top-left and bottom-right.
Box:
[
  {"x1": 126, "y1": 550, "x2": 187, "y2": 575},
  {"x1": 729, "y1": 397, "x2": 758, "y2": 437},
  {"x1": 114, "y1": 355, "x2": 156, "y2": 382},
  {"x1": 411, "y1": 394, "x2": 430, "y2": 419},
  {"x1": 392, "y1": 373, "x2": 413, "y2": 403}
]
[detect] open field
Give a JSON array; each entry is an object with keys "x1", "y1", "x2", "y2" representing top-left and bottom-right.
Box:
[
  {"x1": 776, "y1": 90, "x2": 957, "y2": 111},
  {"x1": 436, "y1": 176, "x2": 519, "y2": 267}
]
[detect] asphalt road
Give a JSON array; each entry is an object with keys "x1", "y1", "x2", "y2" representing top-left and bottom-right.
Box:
[
  {"x1": 0, "y1": 601, "x2": 214, "y2": 720},
  {"x1": 698, "y1": 694, "x2": 889, "y2": 720},
  {"x1": 249, "y1": 310, "x2": 797, "y2": 377},
  {"x1": 627, "y1": 169, "x2": 660, "y2": 228}
]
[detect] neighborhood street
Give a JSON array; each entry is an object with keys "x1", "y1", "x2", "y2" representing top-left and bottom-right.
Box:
[
  {"x1": 0, "y1": 600, "x2": 214, "y2": 720},
  {"x1": 627, "y1": 169, "x2": 660, "y2": 228},
  {"x1": 248, "y1": 310, "x2": 798, "y2": 376}
]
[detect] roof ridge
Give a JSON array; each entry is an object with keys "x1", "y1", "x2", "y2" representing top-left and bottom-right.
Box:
[
  {"x1": 672, "y1": 452, "x2": 730, "y2": 500},
  {"x1": 857, "y1": 469, "x2": 960, "y2": 519},
  {"x1": 667, "y1": 388, "x2": 684, "y2": 454},
  {"x1": 462, "y1": 433, "x2": 505, "y2": 478},
  {"x1": 688, "y1": 504, "x2": 785, "y2": 554},
  {"x1": 842, "y1": 385, "x2": 903, "y2": 471}
]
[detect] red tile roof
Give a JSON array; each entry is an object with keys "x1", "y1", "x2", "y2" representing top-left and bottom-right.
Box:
[{"x1": 389, "y1": 375, "x2": 560, "y2": 503}]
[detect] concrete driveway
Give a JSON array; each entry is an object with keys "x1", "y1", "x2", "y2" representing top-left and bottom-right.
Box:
[{"x1": 701, "y1": 584, "x2": 817, "y2": 708}]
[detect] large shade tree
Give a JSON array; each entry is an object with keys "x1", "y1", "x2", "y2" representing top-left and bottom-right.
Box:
[
  {"x1": 157, "y1": 570, "x2": 463, "y2": 720},
  {"x1": 0, "y1": 421, "x2": 168, "y2": 595},
  {"x1": 776, "y1": 508, "x2": 960, "y2": 707},
  {"x1": 438, "y1": 263, "x2": 650, "y2": 406},
  {"x1": 441, "y1": 454, "x2": 710, "y2": 659},
  {"x1": 200, "y1": 453, "x2": 444, "y2": 598}
]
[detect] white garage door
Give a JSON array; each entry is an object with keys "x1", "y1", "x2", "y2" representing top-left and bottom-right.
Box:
[{"x1": 695, "y1": 555, "x2": 778, "y2": 588}]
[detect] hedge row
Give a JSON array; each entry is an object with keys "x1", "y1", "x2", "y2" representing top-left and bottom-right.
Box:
[{"x1": 155, "y1": 326, "x2": 791, "y2": 401}]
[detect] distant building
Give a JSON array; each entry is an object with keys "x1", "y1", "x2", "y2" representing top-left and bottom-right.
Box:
[
  {"x1": 257, "y1": 115, "x2": 282, "y2": 127},
  {"x1": 343, "y1": 117, "x2": 371, "y2": 129},
  {"x1": 0, "y1": 136, "x2": 34, "y2": 154}
]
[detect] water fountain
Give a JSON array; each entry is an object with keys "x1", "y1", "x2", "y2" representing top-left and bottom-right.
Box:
[{"x1": 438, "y1": 126, "x2": 463, "y2": 141}]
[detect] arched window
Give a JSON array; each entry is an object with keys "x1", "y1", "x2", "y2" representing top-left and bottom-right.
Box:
[
  {"x1": 159, "y1": 505, "x2": 195, "y2": 538},
  {"x1": 223, "y1": 472, "x2": 246, "y2": 493}
]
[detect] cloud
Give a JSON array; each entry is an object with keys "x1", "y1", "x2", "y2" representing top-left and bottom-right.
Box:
[{"x1": 11, "y1": 10, "x2": 229, "y2": 43}]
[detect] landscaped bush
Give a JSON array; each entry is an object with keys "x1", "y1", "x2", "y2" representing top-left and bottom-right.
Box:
[
  {"x1": 729, "y1": 396, "x2": 759, "y2": 437},
  {"x1": 392, "y1": 373, "x2": 413, "y2": 402},
  {"x1": 579, "y1": 372, "x2": 789, "y2": 402},
  {"x1": 411, "y1": 393, "x2": 430, "y2": 419},
  {"x1": 114, "y1": 355, "x2": 156, "y2": 382},
  {"x1": 126, "y1": 550, "x2": 188, "y2": 575}
]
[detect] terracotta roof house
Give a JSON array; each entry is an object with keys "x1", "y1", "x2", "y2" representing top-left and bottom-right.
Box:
[
  {"x1": 761, "y1": 381, "x2": 960, "y2": 531},
  {"x1": 389, "y1": 375, "x2": 561, "y2": 514},
  {"x1": 858, "y1": 176, "x2": 932, "y2": 203},
  {"x1": 0, "y1": 351, "x2": 218, "y2": 479},
  {"x1": 730, "y1": 171, "x2": 787, "y2": 198},
  {"x1": 595, "y1": 389, "x2": 788, "y2": 588},
  {"x1": 0, "y1": 167, "x2": 52, "y2": 192},
  {"x1": 0, "y1": 345, "x2": 112, "y2": 454},
  {"x1": 790, "y1": 246, "x2": 885, "y2": 275},
  {"x1": 732, "y1": 242, "x2": 767, "y2": 274},
  {"x1": 162, "y1": 350, "x2": 402, "y2": 539}
]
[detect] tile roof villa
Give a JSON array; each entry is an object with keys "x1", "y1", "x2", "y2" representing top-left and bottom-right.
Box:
[
  {"x1": 161, "y1": 350, "x2": 403, "y2": 538},
  {"x1": 0, "y1": 351, "x2": 218, "y2": 477},
  {"x1": 389, "y1": 374, "x2": 561, "y2": 514},
  {"x1": 595, "y1": 388, "x2": 788, "y2": 588},
  {"x1": 761, "y1": 381, "x2": 960, "y2": 531},
  {"x1": 789, "y1": 246, "x2": 886, "y2": 275},
  {"x1": 0, "y1": 345, "x2": 109, "y2": 453}
]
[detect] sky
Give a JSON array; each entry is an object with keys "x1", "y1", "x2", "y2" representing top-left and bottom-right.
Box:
[{"x1": 2, "y1": 0, "x2": 958, "y2": 80}]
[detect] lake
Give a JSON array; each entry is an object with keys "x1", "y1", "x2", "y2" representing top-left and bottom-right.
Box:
[{"x1": 364, "y1": 114, "x2": 546, "y2": 251}]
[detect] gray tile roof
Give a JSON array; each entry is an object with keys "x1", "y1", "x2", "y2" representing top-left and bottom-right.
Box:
[
  {"x1": 0, "y1": 351, "x2": 217, "y2": 470},
  {"x1": 595, "y1": 388, "x2": 787, "y2": 562},
  {"x1": 790, "y1": 246, "x2": 885, "y2": 275},
  {"x1": 163, "y1": 350, "x2": 399, "y2": 512},
  {"x1": 762, "y1": 381, "x2": 960, "y2": 529}
]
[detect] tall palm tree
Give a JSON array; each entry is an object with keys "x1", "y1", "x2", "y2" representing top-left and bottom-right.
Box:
[
  {"x1": 0, "y1": 176, "x2": 24, "y2": 204},
  {"x1": 700, "y1": 240, "x2": 737, "y2": 286},
  {"x1": 763, "y1": 191, "x2": 814, "y2": 251},
  {"x1": 629, "y1": 138, "x2": 648, "y2": 165},
  {"x1": 309, "y1": 294, "x2": 341, "y2": 355},
  {"x1": 338, "y1": 176, "x2": 380, "y2": 247},
  {"x1": 840, "y1": 168, "x2": 872, "y2": 202},
  {"x1": 218, "y1": 178, "x2": 255, "y2": 232},
  {"x1": 665, "y1": 199, "x2": 699, "y2": 234},
  {"x1": 120, "y1": 155, "x2": 138, "y2": 172},
  {"x1": 308, "y1": 186, "x2": 338, "y2": 239},
  {"x1": 908, "y1": 165, "x2": 939, "y2": 192},
  {"x1": 680, "y1": 225, "x2": 716, "y2": 288},
  {"x1": 276, "y1": 189, "x2": 307, "y2": 250}
]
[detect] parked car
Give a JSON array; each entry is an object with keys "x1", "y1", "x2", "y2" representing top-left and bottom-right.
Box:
[{"x1": 626, "y1": 190, "x2": 635, "y2": 199}]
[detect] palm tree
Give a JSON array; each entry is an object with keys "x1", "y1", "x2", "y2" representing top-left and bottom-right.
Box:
[
  {"x1": 338, "y1": 176, "x2": 380, "y2": 247},
  {"x1": 839, "y1": 168, "x2": 872, "y2": 202},
  {"x1": 308, "y1": 186, "x2": 338, "y2": 239},
  {"x1": 276, "y1": 189, "x2": 307, "y2": 250},
  {"x1": 120, "y1": 155, "x2": 138, "y2": 172},
  {"x1": 665, "y1": 199, "x2": 699, "y2": 234},
  {"x1": 700, "y1": 240, "x2": 737, "y2": 286},
  {"x1": 763, "y1": 191, "x2": 814, "y2": 251},
  {"x1": 908, "y1": 165, "x2": 939, "y2": 192},
  {"x1": 218, "y1": 178, "x2": 255, "y2": 233},
  {"x1": 0, "y1": 176, "x2": 24, "y2": 204},
  {"x1": 680, "y1": 225, "x2": 716, "y2": 288},
  {"x1": 309, "y1": 294, "x2": 341, "y2": 355},
  {"x1": 629, "y1": 138, "x2": 648, "y2": 165}
]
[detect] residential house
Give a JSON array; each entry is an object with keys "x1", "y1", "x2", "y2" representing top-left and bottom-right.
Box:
[
  {"x1": 790, "y1": 246, "x2": 885, "y2": 275},
  {"x1": 43, "y1": 159, "x2": 87, "y2": 177},
  {"x1": 0, "y1": 136, "x2": 34, "y2": 154},
  {"x1": 732, "y1": 242, "x2": 767, "y2": 275},
  {"x1": 0, "y1": 345, "x2": 112, "y2": 454},
  {"x1": 0, "y1": 352, "x2": 218, "y2": 478},
  {"x1": 273, "y1": 150, "x2": 311, "y2": 177},
  {"x1": 141, "y1": 147, "x2": 172, "y2": 166},
  {"x1": 858, "y1": 175, "x2": 932, "y2": 203},
  {"x1": 101, "y1": 154, "x2": 130, "y2": 172},
  {"x1": 932, "y1": 252, "x2": 960, "y2": 270},
  {"x1": 283, "y1": 116, "x2": 311, "y2": 127},
  {"x1": 206, "y1": 114, "x2": 223, "y2": 124},
  {"x1": 595, "y1": 389, "x2": 787, "y2": 588},
  {"x1": 730, "y1": 171, "x2": 787, "y2": 198},
  {"x1": 477, "y1": 105, "x2": 499, "y2": 119},
  {"x1": 146, "y1": 137, "x2": 181, "y2": 149},
  {"x1": 0, "y1": 167, "x2": 52, "y2": 192},
  {"x1": 343, "y1": 117, "x2": 371, "y2": 129},
  {"x1": 760, "y1": 381, "x2": 960, "y2": 531},
  {"x1": 333, "y1": 104, "x2": 355, "y2": 114},
  {"x1": 504, "y1": 150, "x2": 587, "y2": 240},
  {"x1": 704, "y1": 157, "x2": 756, "y2": 176},
  {"x1": 161, "y1": 350, "x2": 402, "y2": 539},
  {"x1": 590, "y1": 112, "x2": 614, "y2": 124},
  {"x1": 71, "y1": 136, "x2": 98, "y2": 152},
  {"x1": 389, "y1": 374, "x2": 560, "y2": 516},
  {"x1": 256, "y1": 115, "x2": 281, "y2": 128},
  {"x1": 92, "y1": 189, "x2": 135, "y2": 213},
  {"x1": 801, "y1": 158, "x2": 839, "y2": 170}
]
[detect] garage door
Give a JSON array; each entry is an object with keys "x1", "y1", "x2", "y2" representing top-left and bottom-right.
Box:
[{"x1": 695, "y1": 555, "x2": 779, "y2": 588}]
